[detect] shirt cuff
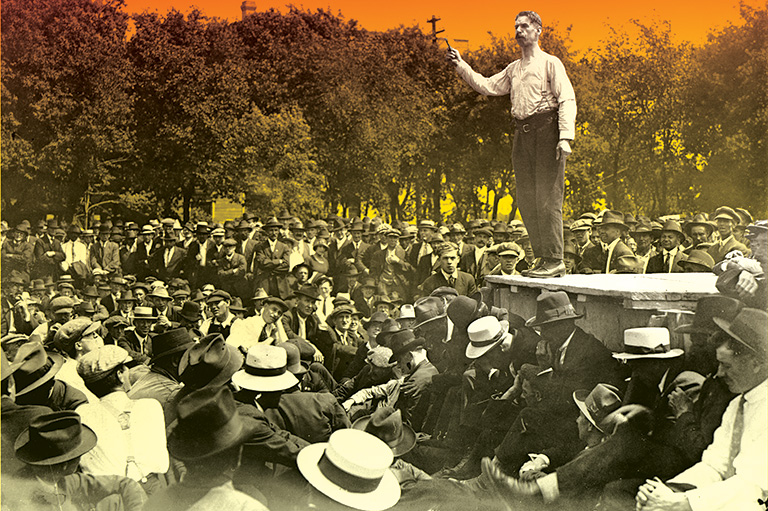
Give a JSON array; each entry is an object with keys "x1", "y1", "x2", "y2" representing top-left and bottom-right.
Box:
[{"x1": 536, "y1": 473, "x2": 560, "y2": 502}]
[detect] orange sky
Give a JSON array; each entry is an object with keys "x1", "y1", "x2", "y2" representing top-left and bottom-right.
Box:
[{"x1": 123, "y1": 0, "x2": 763, "y2": 51}]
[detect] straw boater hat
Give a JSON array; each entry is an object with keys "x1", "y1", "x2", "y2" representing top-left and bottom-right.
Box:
[
  {"x1": 612, "y1": 327, "x2": 683, "y2": 361},
  {"x1": 231, "y1": 344, "x2": 298, "y2": 392},
  {"x1": 466, "y1": 316, "x2": 513, "y2": 359},
  {"x1": 352, "y1": 406, "x2": 416, "y2": 457},
  {"x1": 573, "y1": 384, "x2": 623, "y2": 433},
  {"x1": 297, "y1": 429, "x2": 400, "y2": 511}
]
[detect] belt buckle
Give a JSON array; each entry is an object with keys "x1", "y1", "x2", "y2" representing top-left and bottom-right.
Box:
[{"x1": 522, "y1": 123, "x2": 530, "y2": 133}]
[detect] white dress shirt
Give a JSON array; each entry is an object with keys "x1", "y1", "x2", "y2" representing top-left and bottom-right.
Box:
[{"x1": 669, "y1": 379, "x2": 767, "y2": 511}]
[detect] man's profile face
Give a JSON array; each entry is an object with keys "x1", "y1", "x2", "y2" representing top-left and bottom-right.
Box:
[
  {"x1": 515, "y1": 16, "x2": 541, "y2": 47},
  {"x1": 598, "y1": 225, "x2": 621, "y2": 244},
  {"x1": 715, "y1": 343, "x2": 764, "y2": 394},
  {"x1": 659, "y1": 232, "x2": 680, "y2": 251},
  {"x1": 210, "y1": 299, "x2": 230, "y2": 320}
]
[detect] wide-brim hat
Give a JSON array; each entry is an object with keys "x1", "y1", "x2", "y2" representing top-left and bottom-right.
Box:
[
  {"x1": 179, "y1": 334, "x2": 243, "y2": 390},
  {"x1": 132, "y1": 306, "x2": 158, "y2": 320},
  {"x1": 613, "y1": 327, "x2": 683, "y2": 360},
  {"x1": 276, "y1": 342, "x2": 309, "y2": 376},
  {"x1": 148, "y1": 287, "x2": 172, "y2": 300},
  {"x1": 168, "y1": 386, "x2": 258, "y2": 461},
  {"x1": 15, "y1": 411, "x2": 97, "y2": 465},
  {"x1": 598, "y1": 210, "x2": 629, "y2": 230},
  {"x1": 573, "y1": 384, "x2": 622, "y2": 433},
  {"x1": 13, "y1": 343, "x2": 64, "y2": 397},
  {"x1": 713, "y1": 308, "x2": 768, "y2": 357},
  {"x1": 387, "y1": 330, "x2": 425, "y2": 363},
  {"x1": 352, "y1": 407, "x2": 416, "y2": 457},
  {"x1": 263, "y1": 217, "x2": 283, "y2": 229},
  {"x1": 675, "y1": 296, "x2": 743, "y2": 335},
  {"x1": 678, "y1": 250, "x2": 714, "y2": 271},
  {"x1": 297, "y1": 429, "x2": 400, "y2": 511},
  {"x1": 683, "y1": 214, "x2": 714, "y2": 237},
  {"x1": 264, "y1": 296, "x2": 289, "y2": 312},
  {"x1": 232, "y1": 344, "x2": 298, "y2": 392},
  {"x1": 466, "y1": 317, "x2": 512, "y2": 359},
  {"x1": 326, "y1": 305, "x2": 355, "y2": 326},
  {"x1": 525, "y1": 290, "x2": 582, "y2": 327},
  {"x1": 151, "y1": 328, "x2": 195, "y2": 363},
  {"x1": 251, "y1": 288, "x2": 269, "y2": 302},
  {"x1": 411, "y1": 297, "x2": 447, "y2": 331},
  {"x1": 660, "y1": 220, "x2": 686, "y2": 243}
]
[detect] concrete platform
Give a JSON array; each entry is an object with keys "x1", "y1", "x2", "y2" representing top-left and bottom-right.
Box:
[{"x1": 484, "y1": 273, "x2": 719, "y2": 351}]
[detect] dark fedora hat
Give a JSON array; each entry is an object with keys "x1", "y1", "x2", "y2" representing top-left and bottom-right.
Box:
[
  {"x1": 178, "y1": 301, "x2": 202, "y2": 322},
  {"x1": 292, "y1": 284, "x2": 319, "y2": 301},
  {"x1": 352, "y1": 406, "x2": 416, "y2": 457},
  {"x1": 15, "y1": 411, "x2": 97, "y2": 465},
  {"x1": 678, "y1": 250, "x2": 715, "y2": 272},
  {"x1": 168, "y1": 386, "x2": 257, "y2": 461},
  {"x1": 81, "y1": 285, "x2": 100, "y2": 298},
  {"x1": 411, "y1": 296, "x2": 447, "y2": 331},
  {"x1": 264, "y1": 296, "x2": 289, "y2": 312},
  {"x1": 179, "y1": 333, "x2": 243, "y2": 390},
  {"x1": 573, "y1": 384, "x2": 623, "y2": 433},
  {"x1": 151, "y1": 328, "x2": 195, "y2": 363},
  {"x1": 675, "y1": 296, "x2": 743, "y2": 335},
  {"x1": 713, "y1": 308, "x2": 768, "y2": 357},
  {"x1": 375, "y1": 318, "x2": 403, "y2": 347},
  {"x1": 263, "y1": 217, "x2": 283, "y2": 229},
  {"x1": 387, "y1": 330, "x2": 425, "y2": 363},
  {"x1": 12, "y1": 342, "x2": 64, "y2": 397},
  {"x1": 525, "y1": 290, "x2": 582, "y2": 327},
  {"x1": 598, "y1": 210, "x2": 629, "y2": 230}
]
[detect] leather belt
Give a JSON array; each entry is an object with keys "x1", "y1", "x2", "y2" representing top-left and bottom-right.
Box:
[{"x1": 515, "y1": 109, "x2": 557, "y2": 133}]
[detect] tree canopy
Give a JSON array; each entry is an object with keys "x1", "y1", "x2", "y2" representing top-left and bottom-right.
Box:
[{"x1": 2, "y1": 0, "x2": 765, "y2": 223}]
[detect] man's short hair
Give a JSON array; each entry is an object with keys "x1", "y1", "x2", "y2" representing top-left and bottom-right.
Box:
[{"x1": 517, "y1": 11, "x2": 543, "y2": 28}]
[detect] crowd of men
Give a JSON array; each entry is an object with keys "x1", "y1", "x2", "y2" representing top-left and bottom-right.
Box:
[{"x1": 0, "y1": 206, "x2": 766, "y2": 511}]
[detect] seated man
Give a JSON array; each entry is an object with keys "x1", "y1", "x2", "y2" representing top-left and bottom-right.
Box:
[{"x1": 635, "y1": 308, "x2": 767, "y2": 511}]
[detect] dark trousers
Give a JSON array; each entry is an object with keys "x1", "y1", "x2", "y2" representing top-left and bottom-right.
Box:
[{"x1": 512, "y1": 110, "x2": 565, "y2": 260}]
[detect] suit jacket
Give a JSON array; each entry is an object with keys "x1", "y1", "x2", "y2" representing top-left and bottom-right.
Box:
[
  {"x1": 645, "y1": 248, "x2": 687, "y2": 274},
  {"x1": 578, "y1": 242, "x2": 605, "y2": 274},
  {"x1": 117, "y1": 329, "x2": 152, "y2": 364},
  {"x1": 398, "y1": 359, "x2": 440, "y2": 430},
  {"x1": 236, "y1": 238, "x2": 257, "y2": 273},
  {"x1": 415, "y1": 253, "x2": 441, "y2": 284},
  {"x1": 339, "y1": 240, "x2": 371, "y2": 273},
  {"x1": 264, "y1": 391, "x2": 351, "y2": 444},
  {"x1": 32, "y1": 235, "x2": 65, "y2": 279},
  {"x1": 418, "y1": 270, "x2": 477, "y2": 298},
  {"x1": 133, "y1": 240, "x2": 157, "y2": 280},
  {"x1": 605, "y1": 240, "x2": 633, "y2": 273},
  {"x1": 254, "y1": 239, "x2": 291, "y2": 298},
  {"x1": 314, "y1": 328, "x2": 362, "y2": 381},
  {"x1": 216, "y1": 252, "x2": 247, "y2": 297},
  {"x1": 550, "y1": 327, "x2": 625, "y2": 402},
  {"x1": 90, "y1": 240, "x2": 121, "y2": 274},
  {"x1": 150, "y1": 246, "x2": 188, "y2": 282},
  {"x1": 407, "y1": 240, "x2": 430, "y2": 268},
  {"x1": 369, "y1": 246, "x2": 414, "y2": 287},
  {"x1": 707, "y1": 235, "x2": 751, "y2": 264},
  {"x1": 1, "y1": 240, "x2": 34, "y2": 276},
  {"x1": 460, "y1": 247, "x2": 492, "y2": 282},
  {"x1": 281, "y1": 308, "x2": 321, "y2": 344},
  {"x1": 100, "y1": 294, "x2": 118, "y2": 314},
  {"x1": 328, "y1": 237, "x2": 350, "y2": 277}
]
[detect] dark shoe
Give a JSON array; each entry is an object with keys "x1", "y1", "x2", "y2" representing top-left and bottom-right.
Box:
[
  {"x1": 435, "y1": 452, "x2": 482, "y2": 480},
  {"x1": 481, "y1": 457, "x2": 540, "y2": 501},
  {"x1": 520, "y1": 258, "x2": 543, "y2": 276},
  {"x1": 526, "y1": 260, "x2": 566, "y2": 278}
]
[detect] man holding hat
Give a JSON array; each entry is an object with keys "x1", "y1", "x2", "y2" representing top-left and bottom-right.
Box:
[
  {"x1": 646, "y1": 220, "x2": 687, "y2": 273},
  {"x1": 636, "y1": 308, "x2": 767, "y2": 511},
  {"x1": 708, "y1": 206, "x2": 751, "y2": 263}
]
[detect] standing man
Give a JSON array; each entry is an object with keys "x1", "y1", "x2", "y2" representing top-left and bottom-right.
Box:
[{"x1": 449, "y1": 10, "x2": 576, "y2": 278}]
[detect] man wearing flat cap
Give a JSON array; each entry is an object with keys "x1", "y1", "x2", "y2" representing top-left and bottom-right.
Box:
[{"x1": 708, "y1": 206, "x2": 751, "y2": 264}]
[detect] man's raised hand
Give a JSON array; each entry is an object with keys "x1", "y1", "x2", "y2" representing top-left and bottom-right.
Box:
[{"x1": 447, "y1": 48, "x2": 461, "y2": 65}]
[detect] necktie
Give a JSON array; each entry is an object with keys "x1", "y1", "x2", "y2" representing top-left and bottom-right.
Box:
[
  {"x1": 448, "y1": 275, "x2": 456, "y2": 287},
  {"x1": 726, "y1": 395, "x2": 745, "y2": 478},
  {"x1": 664, "y1": 252, "x2": 670, "y2": 272},
  {"x1": 165, "y1": 249, "x2": 171, "y2": 267},
  {"x1": 323, "y1": 298, "x2": 329, "y2": 316}
]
